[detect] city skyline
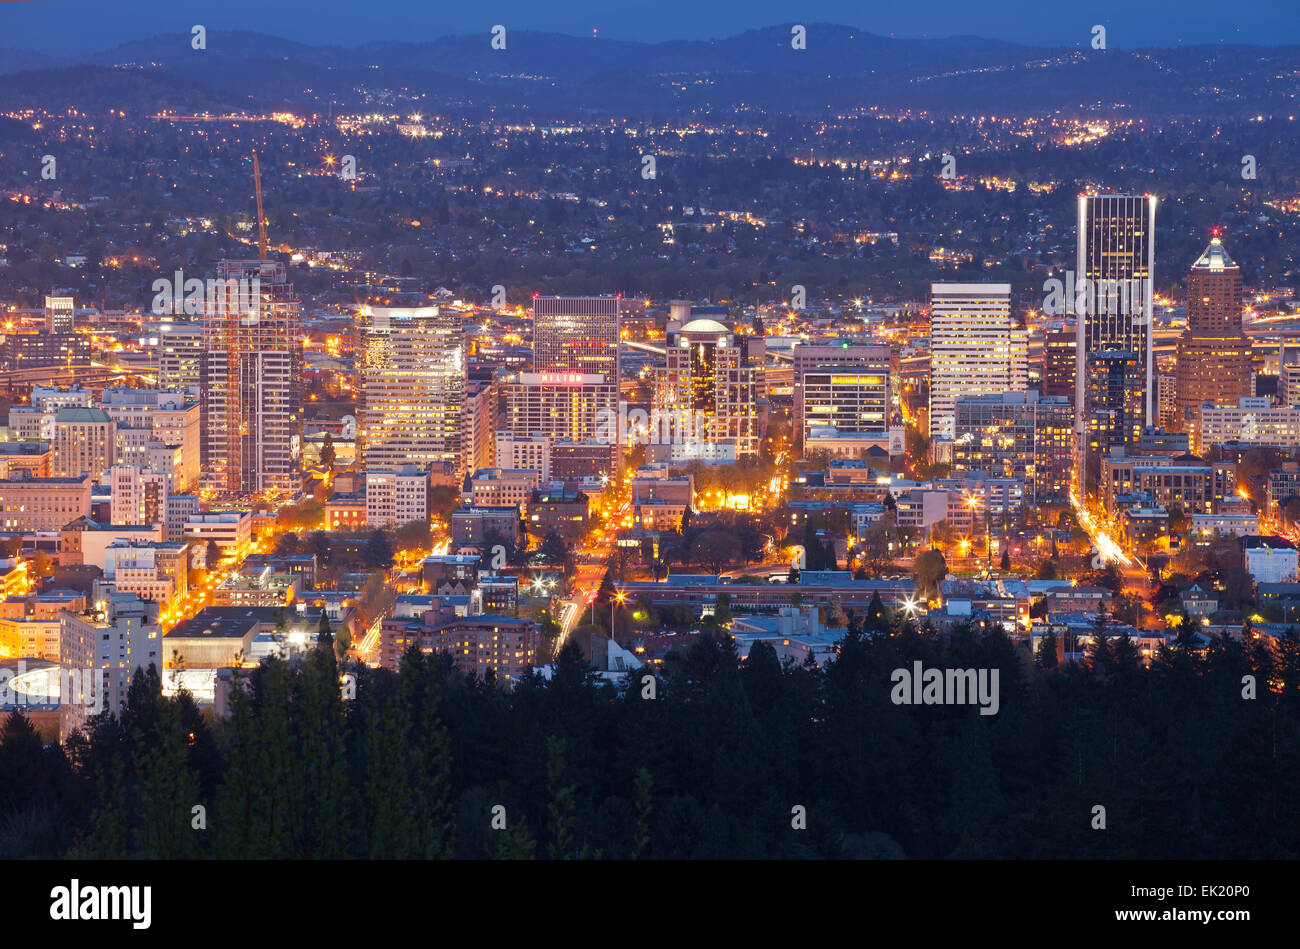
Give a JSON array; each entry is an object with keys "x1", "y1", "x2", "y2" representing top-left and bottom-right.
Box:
[{"x1": 0, "y1": 0, "x2": 1297, "y2": 894}]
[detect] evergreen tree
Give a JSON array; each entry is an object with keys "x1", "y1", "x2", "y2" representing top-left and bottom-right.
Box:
[
  {"x1": 320, "y1": 432, "x2": 336, "y2": 471},
  {"x1": 632, "y1": 768, "x2": 653, "y2": 859},
  {"x1": 1035, "y1": 631, "x2": 1059, "y2": 669},
  {"x1": 1089, "y1": 610, "x2": 1113, "y2": 673}
]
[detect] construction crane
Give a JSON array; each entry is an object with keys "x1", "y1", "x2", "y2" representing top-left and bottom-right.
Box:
[
  {"x1": 252, "y1": 149, "x2": 268, "y2": 260},
  {"x1": 221, "y1": 150, "x2": 271, "y2": 494}
]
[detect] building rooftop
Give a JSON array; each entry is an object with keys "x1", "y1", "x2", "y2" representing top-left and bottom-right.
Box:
[
  {"x1": 1244, "y1": 536, "x2": 1297, "y2": 551},
  {"x1": 53, "y1": 407, "x2": 110, "y2": 423},
  {"x1": 164, "y1": 606, "x2": 283, "y2": 640},
  {"x1": 1190, "y1": 236, "x2": 1238, "y2": 273}
]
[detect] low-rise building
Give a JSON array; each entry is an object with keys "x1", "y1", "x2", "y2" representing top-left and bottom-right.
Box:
[
  {"x1": 451, "y1": 506, "x2": 520, "y2": 549},
  {"x1": 469, "y1": 468, "x2": 541, "y2": 510},
  {"x1": 0, "y1": 442, "x2": 52, "y2": 478},
  {"x1": 103, "y1": 540, "x2": 189, "y2": 614},
  {"x1": 212, "y1": 567, "x2": 300, "y2": 608},
  {"x1": 324, "y1": 492, "x2": 365, "y2": 532},
  {"x1": 0, "y1": 472, "x2": 91, "y2": 532},
  {"x1": 184, "y1": 511, "x2": 251, "y2": 565},
  {"x1": 1189, "y1": 512, "x2": 1258, "y2": 540},
  {"x1": 379, "y1": 613, "x2": 537, "y2": 684},
  {"x1": 422, "y1": 554, "x2": 480, "y2": 594},
  {"x1": 1244, "y1": 536, "x2": 1299, "y2": 584},
  {"x1": 527, "y1": 485, "x2": 589, "y2": 540},
  {"x1": 365, "y1": 466, "x2": 431, "y2": 529}
]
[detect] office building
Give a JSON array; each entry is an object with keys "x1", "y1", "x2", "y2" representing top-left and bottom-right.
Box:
[
  {"x1": 51, "y1": 407, "x2": 115, "y2": 480},
  {"x1": 0, "y1": 442, "x2": 51, "y2": 478},
  {"x1": 928, "y1": 283, "x2": 1026, "y2": 440},
  {"x1": 104, "y1": 540, "x2": 189, "y2": 613},
  {"x1": 358, "y1": 305, "x2": 464, "y2": 475},
  {"x1": 1099, "y1": 453, "x2": 1236, "y2": 517},
  {"x1": 469, "y1": 468, "x2": 541, "y2": 510},
  {"x1": 1085, "y1": 348, "x2": 1145, "y2": 460},
  {"x1": 99, "y1": 388, "x2": 200, "y2": 492},
  {"x1": 504, "y1": 372, "x2": 618, "y2": 443},
  {"x1": 792, "y1": 343, "x2": 893, "y2": 451},
  {"x1": 461, "y1": 379, "x2": 497, "y2": 479},
  {"x1": 532, "y1": 295, "x2": 621, "y2": 381},
  {"x1": 154, "y1": 321, "x2": 204, "y2": 396},
  {"x1": 0, "y1": 333, "x2": 90, "y2": 372},
  {"x1": 952, "y1": 391, "x2": 1073, "y2": 503},
  {"x1": 365, "y1": 466, "x2": 431, "y2": 529},
  {"x1": 184, "y1": 510, "x2": 252, "y2": 564},
  {"x1": 1075, "y1": 194, "x2": 1157, "y2": 467},
  {"x1": 495, "y1": 432, "x2": 551, "y2": 481},
  {"x1": 60, "y1": 583, "x2": 161, "y2": 740},
  {"x1": 654, "y1": 317, "x2": 764, "y2": 458},
  {"x1": 1192, "y1": 397, "x2": 1300, "y2": 454},
  {"x1": 44, "y1": 294, "x2": 75, "y2": 333},
  {"x1": 0, "y1": 472, "x2": 91, "y2": 531},
  {"x1": 1175, "y1": 236, "x2": 1252, "y2": 430},
  {"x1": 380, "y1": 613, "x2": 537, "y2": 684},
  {"x1": 32, "y1": 386, "x2": 93, "y2": 412},
  {"x1": 109, "y1": 465, "x2": 168, "y2": 527},
  {"x1": 1041, "y1": 330, "x2": 1077, "y2": 403}
]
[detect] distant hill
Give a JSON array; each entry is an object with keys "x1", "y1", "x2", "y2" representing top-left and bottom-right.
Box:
[
  {"x1": 0, "y1": 48, "x2": 68, "y2": 76},
  {"x1": 0, "y1": 66, "x2": 236, "y2": 114},
  {"x1": 0, "y1": 27, "x2": 1296, "y2": 118},
  {"x1": 75, "y1": 25, "x2": 1028, "y2": 79}
]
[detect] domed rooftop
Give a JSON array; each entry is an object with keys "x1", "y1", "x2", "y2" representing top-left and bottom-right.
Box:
[
  {"x1": 1191, "y1": 236, "x2": 1238, "y2": 273},
  {"x1": 678, "y1": 317, "x2": 730, "y2": 335}
]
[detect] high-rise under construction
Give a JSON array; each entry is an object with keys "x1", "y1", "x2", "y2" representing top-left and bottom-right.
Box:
[{"x1": 200, "y1": 259, "x2": 303, "y2": 497}]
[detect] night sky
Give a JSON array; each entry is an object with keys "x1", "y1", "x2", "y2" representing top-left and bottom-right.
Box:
[{"x1": 1, "y1": 0, "x2": 1297, "y2": 54}]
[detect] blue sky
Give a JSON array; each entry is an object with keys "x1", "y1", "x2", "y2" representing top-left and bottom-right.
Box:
[{"x1": 1, "y1": 0, "x2": 1296, "y2": 53}]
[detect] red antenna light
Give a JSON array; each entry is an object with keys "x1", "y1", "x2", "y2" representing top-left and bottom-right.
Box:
[{"x1": 1211, "y1": 226, "x2": 1222, "y2": 237}]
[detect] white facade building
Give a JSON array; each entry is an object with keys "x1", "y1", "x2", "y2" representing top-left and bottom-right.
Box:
[{"x1": 928, "y1": 283, "x2": 1026, "y2": 440}]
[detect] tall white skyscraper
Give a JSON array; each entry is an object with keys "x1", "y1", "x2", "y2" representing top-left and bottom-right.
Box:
[
  {"x1": 358, "y1": 305, "x2": 464, "y2": 476},
  {"x1": 928, "y1": 283, "x2": 1026, "y2": 440},
  {"x1": 1075, "y1": 193, "x2": 1156, "y2": 469}
]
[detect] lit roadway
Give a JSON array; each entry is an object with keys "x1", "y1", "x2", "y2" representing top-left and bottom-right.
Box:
[
  {"x1": 1070, "y1": 490, "x2": 1139, "y2": 569},
  {"x1": 1070, "y1": 490, "x2": 1162, "y2": 629},
  {"x1": 554, "y1": 495, "x2": 631, "y2": 656}
]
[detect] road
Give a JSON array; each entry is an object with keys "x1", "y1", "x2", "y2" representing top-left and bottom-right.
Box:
[
  {"x1": 554, "y1": 496, "x2": 630, "y2": 655},
  {"x1": 1070, "y1": 490, "x2": 1161, "y2": 629}
]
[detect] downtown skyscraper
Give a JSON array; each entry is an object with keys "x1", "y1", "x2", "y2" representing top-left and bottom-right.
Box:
[
  {"x1": 1074, "y1": 194, "x2": 1156, "y2": 468},
  {"x1": 928, "y1": 283, "x2": 1026, "y2": 441},
  {"x1": 1175, "y1": 235, "x2": 1252, "y2": 429},
  {"x1": 200, "y1": 260, "x2": 302, "y2": 497},
  {"x1": 532, "y1": 295, "x2": 621, "y2": 380},
  {"x1": 654, "y1": 316, "x2": 764, "y2": 459},
  {"x1": 358, "y1": 305, "x2": 465, "y2": 476}
]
